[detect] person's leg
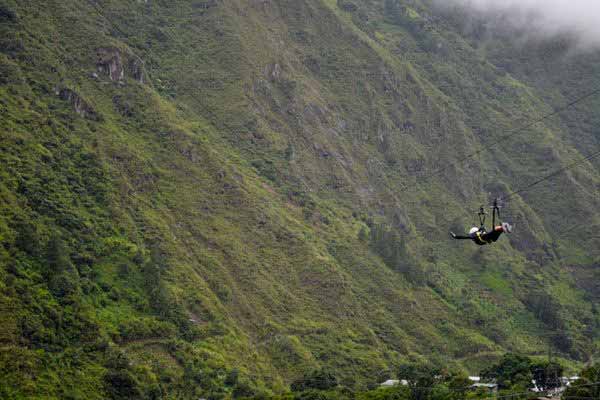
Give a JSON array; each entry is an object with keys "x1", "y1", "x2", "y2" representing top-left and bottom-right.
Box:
[
  {"x1": 482, "y1": 226, "x2": 504, "y2": 242},
  {"x1": 451, "y1": 233, "x2": 472, "y2": 240},
  {"x1": 450, "y1": 227, "x2": 480, "y2": 240}
]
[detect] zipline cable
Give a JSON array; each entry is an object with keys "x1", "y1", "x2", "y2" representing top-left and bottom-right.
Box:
[
  {"x1": 559, "y1": 222, "x2": 600, "y2": 237},
  {"x1": 421, "y1": 86, "x2": 600, "y2": 183},
  {"x1": 27, "y1": 7, "x2": 600, "y2": 391},
  {"x1": 84, "y1": 1, "x2": 599, "y2": 241},
  {"x1": 500, "y1": 148, "x2": 600, "y2": 201},
  {"x1": 85, "y1": 0, "x2": 600, "y2": 208},
  {"x1": 87, "y1": 0, "x2": 600, "y2": 193},
  {"x1": 439, "y1": 149, "x2": 600, "y2": 241}
]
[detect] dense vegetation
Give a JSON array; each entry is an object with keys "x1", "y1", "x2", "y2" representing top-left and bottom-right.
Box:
[
  {"x1": 0, "y1": 0, "x2": 598, "y2": 398},
  {"x1": 238, "y1": 358, "x2": 596, "y2": 400}
]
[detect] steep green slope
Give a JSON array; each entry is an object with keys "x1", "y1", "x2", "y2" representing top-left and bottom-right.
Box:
[{"x1": 0, "y1": 0, "x2": 598, "y2": 398}]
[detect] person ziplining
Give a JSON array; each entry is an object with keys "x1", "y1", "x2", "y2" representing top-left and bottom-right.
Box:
[
  {"x1": 448, "y1": 148, "x2": 600, "y2": 246},
  {"x1": 437, "y1": 88, "x2": 600, "y2": 247},
  {"x1": 451, "y1": 199, "x2": 513, "y2": 246}
]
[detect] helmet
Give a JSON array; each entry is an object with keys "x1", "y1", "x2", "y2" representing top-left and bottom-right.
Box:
[{"x1": 469, "y1": 227, "x2": 479, "y2": 235}]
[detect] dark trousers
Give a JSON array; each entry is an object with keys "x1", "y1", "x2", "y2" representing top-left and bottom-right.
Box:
[{"x1": 481, "y1": 229, "x2": 503, "y2": 243}]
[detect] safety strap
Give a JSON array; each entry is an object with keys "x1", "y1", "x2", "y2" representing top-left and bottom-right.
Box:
[
  {"x1": 478, "y1": 207, "x2": 486, "y2": 229},
  {"x1": 474, "y1": 232, "x2": 488, "y2": 245},
  {"x1": 491, "y1": 198, "x2": 500, "y2": 229}
]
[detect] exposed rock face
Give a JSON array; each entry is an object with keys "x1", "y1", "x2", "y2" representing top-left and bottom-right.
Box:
[
  {"x1": 337, "y1": 0, "x2": 358, "y2": 12},
  {"x1": 96, "y1": 47, "x2": 124, "y2": 81},
  {"x1": 95, "y1": 47, "x2": 145, "y2": 83},
  {"x1": 129, "y1": 57, "x2": 144, "y2": 83},
  {"x1": 58, "y1": 88, "x2": 100, "y2": 120},
  {"x1": 192, "y1": 0, "x2": 219, "y2": 10},
  {"x1": 264, "y1": 63, "x2": 282, "y2": 82}
]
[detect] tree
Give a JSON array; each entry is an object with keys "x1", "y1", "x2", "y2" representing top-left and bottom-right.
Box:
[
  {"x1": 14, "y1": 220, "x2": 39, "y2": 256},
  {"x1": 104, "y1": 369, "x2": 143, "y2": 400},
  {"x1": 232, "y1": 380, "x2": 257, "y2": 399},
  {"x1": 225, "y1": 368, "x2": 240, "y2": 386},
  {"x1": 291, "y1": 369, "x2": 338, "y2": 392},
  {"x1": 443, "y1": 372, "x2": 472, "y2": 400},
  {"x1": 397, "y1": 363, "x2": 441, "y2": 400},
  {"x1": 46, "y1": 235, "x2": 71, "y2": 275},
  {"x1": 384, "y1": 0, "x2": 406, "y2": 25},
  {"x1": 358, "y1": 226, "x2": 369, "y2": 242},
  {"x1": 530, "y1": 361, "x2": 563, "y2": 391},
  {"x1": 369, "y1": 224, "x2": 411, "y2": 272},
  {"x1": 143, "y1": 246, "x2": 174, "y2": 318},
  {"x1": 563, "y1": 363, "x2": 600, "y2": 400},
  {"x1": 103, "y1": 349, "x2": 143, "y2": 400},
  {"x1": 0, "y1": 4, "x2": 17, "y2": 22},
  {"x1": 294, "y1": 390, "x2": 330, "y2": 400},
  {"x1": 522, "y1": 290, "x2": 564, "y2": 330},
  {"x1": 45, "y1": 235, "x2": 80, "y2": 298},
  {"x1": 337, "y1": 1, "x2": 358, "y2": 13},
  {"x1": 480, "y1": 354, "x2": 533, "y2": 390}
]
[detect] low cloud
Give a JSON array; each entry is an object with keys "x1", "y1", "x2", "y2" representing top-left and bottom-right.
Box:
[{"x1": 434, "y1": 0, "x2": 600, "y2": 50}]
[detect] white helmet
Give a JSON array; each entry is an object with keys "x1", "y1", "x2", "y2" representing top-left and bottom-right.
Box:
[{"x1": 469, "y1": 227, "x2": 479, "y2": 235}]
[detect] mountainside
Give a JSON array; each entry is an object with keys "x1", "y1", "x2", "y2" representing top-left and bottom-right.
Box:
[{"x1": 0, "y1": 0, "x2": 598, "y2": 398}]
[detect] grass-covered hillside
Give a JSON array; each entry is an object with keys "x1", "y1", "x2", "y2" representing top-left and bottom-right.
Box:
[{"x1": 0, "y1": 0, "x2": 598, "y2": 398}]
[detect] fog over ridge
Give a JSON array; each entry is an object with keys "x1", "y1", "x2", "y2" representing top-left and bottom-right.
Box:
[{"x1": 435, "y1": 0, "x2": 600, "y2": 49}]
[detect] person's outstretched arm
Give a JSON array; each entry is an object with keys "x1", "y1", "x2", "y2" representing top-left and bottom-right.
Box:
[{"x1": 450, "y1": 232, "x2": 472, "y2": 240}]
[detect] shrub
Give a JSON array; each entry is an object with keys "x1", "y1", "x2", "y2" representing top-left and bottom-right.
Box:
[
  {"x1": 337, "y1": 1, "x2": 358, "y2": 12},
  {"x1": 45, "y1": 236, "x2": 71, "y2": 275},
  {"x1": 233, "y1": 380, "x2": 257, "y2": 399},
  {"x1": 0, "y1": 5, "x2": 17, "y2": 22},
  {"x1": 397, "y1": 363, "x2": 441, "y2": 400},
  {"x1": 480, "y1": 354, "x2": 533, "y2": 390},
  {"x1": 291, "y1": 369, "x2": 338, "y2": 392},
  {"x1": 563, "y1": 363, "x2": 600, "y2": 399},
  {"x1": 103, "y1": 369, "x2": 143, "y2": 400},
  {"x1": 13, "y1": 220, "x2": 39, "y2": 256},
  {"x1": 530, "y1": 361, "x2": 563, "y2": 391},
  {"x1": 117, "y1": 317, "x2": 177, "y2": 342}
]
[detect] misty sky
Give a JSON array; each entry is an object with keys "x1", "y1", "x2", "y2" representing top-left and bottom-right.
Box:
[{"x1": 439, "y1": 0, "x2": 600, "y2": 49}]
